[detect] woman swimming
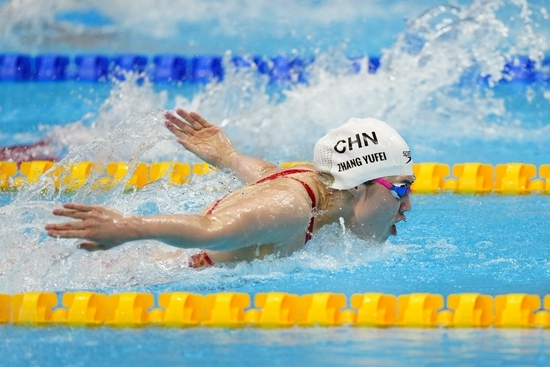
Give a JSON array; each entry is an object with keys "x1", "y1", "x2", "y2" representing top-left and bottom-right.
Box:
[{"x1": 45, "y1": 109, "x2": 415, "y2": 267}]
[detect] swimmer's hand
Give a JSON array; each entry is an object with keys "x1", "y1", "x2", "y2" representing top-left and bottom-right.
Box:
[
  {"x1": 165, "y1": 108, "x2": 278, "y2": 183},
  {"x1": 45, "y1": 203, "x2": 140, "y2": 251},
  {"x1": 164, "y1": 109, "x2": 236, "y2": 168}
]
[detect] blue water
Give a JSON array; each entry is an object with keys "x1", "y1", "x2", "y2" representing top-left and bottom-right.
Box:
[
  {"x1": 1, "y1": 327, "x2": 549, "y2": 366},
  {"x1": 1, "y1": 0, "x2": 550, "y2": 366}
]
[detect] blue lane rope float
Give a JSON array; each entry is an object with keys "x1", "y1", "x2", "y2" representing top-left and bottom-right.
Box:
[
  {"x1": 0, "y1": 53, "x2": 548, "y2": 83},
  {"x1": 0, "y1": 161, "x2": 549, "y2": 194},
  {"x1": 1, "y1": 291, "x2": 550, "y2": 328}
]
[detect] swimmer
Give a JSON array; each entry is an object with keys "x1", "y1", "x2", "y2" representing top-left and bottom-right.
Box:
[{"x1": 45, "y1": 109, "x2": 415, "y2": 268}]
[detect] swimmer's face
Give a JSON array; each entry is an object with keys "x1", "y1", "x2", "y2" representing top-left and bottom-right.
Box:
[{"x1": 348, "y1": 175, "x2": 414, "y2": 242}]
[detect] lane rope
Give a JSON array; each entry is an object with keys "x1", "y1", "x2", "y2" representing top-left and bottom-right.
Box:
[
  {"x1": 1, "y1": 161, "x2": 549, "y2": 194},
  {"x1": 1, "y1": 291, "x2": 549, "y2": 328}
]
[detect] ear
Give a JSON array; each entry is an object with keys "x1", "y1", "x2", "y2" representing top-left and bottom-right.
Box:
[{"x1": 348, "y1": 184, "x2": 367, "y2": 198}]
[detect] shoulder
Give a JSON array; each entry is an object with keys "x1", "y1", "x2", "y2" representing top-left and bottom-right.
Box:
[
  {"x1": 255, "y1": 164, "x2": 316, "y2": 180},
  {"x1": 254, "y1": 165, "x2": 321, "y2": 192}
]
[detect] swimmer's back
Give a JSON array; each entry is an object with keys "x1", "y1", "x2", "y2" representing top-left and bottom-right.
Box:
[
  {"x1": 197, "y1": 166, "x2": 325, "y2": 264},
  {"x1": 201, "y1": 165, "x2": 322, "y2": 216}
]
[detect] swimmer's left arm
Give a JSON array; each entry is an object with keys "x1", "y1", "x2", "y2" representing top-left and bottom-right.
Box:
[{"x1": 164, "y1": 109, "x2": 278, "y2": 184}]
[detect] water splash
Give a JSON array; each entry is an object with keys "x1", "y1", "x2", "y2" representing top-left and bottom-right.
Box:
[
  {"x1": 0, "y1": 0, "x2": 457, "y2": 55},
  {"x1": 4, "y1": 1, "x2": 549, "y2": 162},
  {"x1": 0, "y1": 0, "x2": 549, "y2": 293}
]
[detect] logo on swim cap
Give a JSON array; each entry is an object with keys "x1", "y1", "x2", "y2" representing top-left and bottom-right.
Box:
[
  {"x1": 403, "y1": 150, "x2": 412, "y2": 164},
  {"x1": 313, "y1": 117, "x2": 413, "y2": 190}
]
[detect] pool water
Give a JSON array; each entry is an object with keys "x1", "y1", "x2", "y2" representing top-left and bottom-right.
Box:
[
  {"x1": 1, "y1": 0, "x2": 550, "y2": 366},
  {"x1": 1, "y1": 327, "x2": 549, "y2": 366}
]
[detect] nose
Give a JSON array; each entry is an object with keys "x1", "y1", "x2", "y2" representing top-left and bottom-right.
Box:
[{"x1": 399, "y1": 195, "x2": 412, "y2": 214}]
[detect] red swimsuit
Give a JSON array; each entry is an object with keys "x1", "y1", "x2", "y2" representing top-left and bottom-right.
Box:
[{"x1": 188, "y1": 169, "x2": 317, "y2": 268}]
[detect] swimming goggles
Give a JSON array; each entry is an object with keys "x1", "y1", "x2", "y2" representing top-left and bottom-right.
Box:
[{"x1": 374, "y1": 178, "x2": 412, "y2": 199}]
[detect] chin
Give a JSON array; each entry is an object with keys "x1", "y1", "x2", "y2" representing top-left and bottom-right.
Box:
[
  {"x1": 376, "y1": 228, "x2": 392, "y2": 243},
  {"x1": 350, "y1": 227, "x2": 390, "y2": 243}
]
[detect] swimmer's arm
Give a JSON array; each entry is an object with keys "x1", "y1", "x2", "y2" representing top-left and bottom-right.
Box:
[
  {"x1": 140, "y1": 192, "x2": 311, "y2": 252},
  {"x1": 45, "y1": 203, "x2": 228, "y2": 251},
  {"x1": 217, "y1": 150, "x2": 279, "y2": 183},
  {"x1": 165, "y1": 109, "x2": 278, "y2": 184},
  {"x1": 46, "y1": 194, "x2": 311, "y2": 252}
]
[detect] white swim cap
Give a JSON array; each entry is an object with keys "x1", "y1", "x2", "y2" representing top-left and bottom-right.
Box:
[{"x1": 313, "y1": 117, "x2": 413, "y2": 190}]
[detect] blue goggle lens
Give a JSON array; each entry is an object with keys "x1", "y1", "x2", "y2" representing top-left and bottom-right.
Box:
[{"x1": 391, "y1": 184, "x2": 412, "y2": 199}]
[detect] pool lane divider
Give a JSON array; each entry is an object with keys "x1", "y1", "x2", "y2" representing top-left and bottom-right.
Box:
[
  {"x1": 0, "y1": 54, "x2": 350, "y2": 84},
  {"x1": 0, "y1": 161, "x2": 549, "y2": 195},
  {"x1": 0, "y1": 54, "x2": 548, "y2": 84},
  {"x1": 1, "y1": 292, "x2": 550, "y2": 328}
]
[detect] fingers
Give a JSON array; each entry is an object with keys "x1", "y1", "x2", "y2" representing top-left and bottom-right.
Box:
[
  {"x1": 46, "y1": 223, "x2": 107, "y2": 251},
  {"x1": 164, "y1": 112, "x2": 196, "y2": 136},
  {"x1": 164, "y1": 108, "x2": 213, "y2": 134},
  {"x1": 47, "y1": 202, "x2": 96, "y2": 233},
  {"x1": 165, "y1": 121, "x2": 195, "y2": 142},
  {"x1": 188, "y1": 111, "x2": 213, "y2": 128},
  {"x1": 45, "y1": 221, "x2": 88, "y2": 231},
  {"x1": 51, "y1": 203, "x2": 97, "y2": 219},
  {"x1": 173, "y1": 109, "x2": 201, "y2": 131},
  {"x1": 45, "y1": 223, "x2": 110, "y2": 251},
  {"x1": 46, "y1": 203, "x2": 113, "y2": 251},
  {"x1": 62, "y1": 203, "x2": 93, "y2": 211},
  {"x1": 175, "y1": 108, "x2": 204, "y2": 130},
  {"x1": 46, "y1": 227, "x2": 87, "y2": 239},
  {"x1": 52, "y1": 208, "x2": 90, "y2": 220}
]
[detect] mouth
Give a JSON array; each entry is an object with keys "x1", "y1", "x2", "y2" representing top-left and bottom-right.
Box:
[{"x1": 391, "y1": 224, "x2": 397, "y2": 236}]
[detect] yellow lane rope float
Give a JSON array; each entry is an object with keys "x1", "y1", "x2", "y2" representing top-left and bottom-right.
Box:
[
  {"x1": 0, "y1": 161, "x2": 549, "y2": 194},
  {"x1": 1, "y1": 292, "x2": 550, "y2": 328}
]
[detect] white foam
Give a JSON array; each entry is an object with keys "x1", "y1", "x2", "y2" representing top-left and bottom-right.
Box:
[
  {"x1": 0, "y1": 0, "x2": 452, "y2": 50},
  {"x1": 0, "y1": 0, "x2": 549, "y2": 292}
]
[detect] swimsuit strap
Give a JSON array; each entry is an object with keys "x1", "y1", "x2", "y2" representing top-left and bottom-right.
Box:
[
  {"x1": 206, "y1": 198, "x2": 223, "y2": 215},
  {"x1": 288, "y1": 177, "x2": 317, "y2": 243},
  {"x1": 254, "y1": 168, "x2": 314, "y2": 185}
]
